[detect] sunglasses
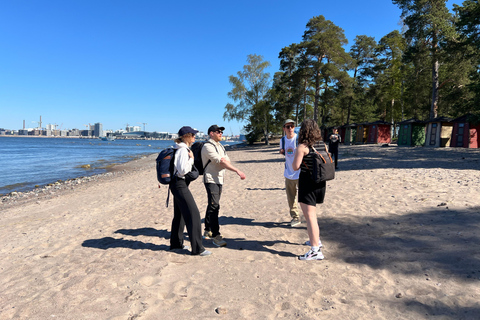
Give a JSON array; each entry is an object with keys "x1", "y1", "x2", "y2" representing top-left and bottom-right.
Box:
[
  {"x1": 285, "y1": 125, "x2": 294, "y2": 129},
  {"x1": 215, "y1": 130, "x2": 223, "y2": 134}
]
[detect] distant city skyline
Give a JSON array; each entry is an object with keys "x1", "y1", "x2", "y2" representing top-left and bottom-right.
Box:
[{"x1": 0, "y1": 117, "x2": 212, "y2": 135}]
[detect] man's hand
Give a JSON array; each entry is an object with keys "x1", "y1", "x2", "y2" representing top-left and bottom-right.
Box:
[{"x1": 237, "y1": 170, "x2": 246, "y2": 180}]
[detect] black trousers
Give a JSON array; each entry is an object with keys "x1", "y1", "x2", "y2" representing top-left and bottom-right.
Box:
[
  {"x1": 204, "y1": 183, "x2": 223, "y2": 237},
  {"x1": 169, "y1": 177, "x2": 204, "y2": 255},
  {"x1": 330, "y1": 146, "x2": 339, "y2": 168}
]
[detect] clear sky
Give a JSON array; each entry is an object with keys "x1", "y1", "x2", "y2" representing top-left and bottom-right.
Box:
[{"x1": 0, "y1": 0, "x2": 461, "y2": 135}]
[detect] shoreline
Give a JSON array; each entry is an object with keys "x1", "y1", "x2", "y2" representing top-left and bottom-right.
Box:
[{"x1": 0, "y1": 142, "x2": 249, "y2": 209}]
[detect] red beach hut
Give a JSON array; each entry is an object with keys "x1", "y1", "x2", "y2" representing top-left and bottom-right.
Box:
[
  {"x1": 451, "y1": 114, "x2": 480, "y2": 148},
  {"x1": 366, "y1": 121, "x2": 392, "y2": 144}
]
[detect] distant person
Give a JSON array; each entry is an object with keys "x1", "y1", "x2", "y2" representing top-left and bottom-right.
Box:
[
  {"x1": 201, "y1": 124, "x2": 246, "y2": 247},
  {"x1": 292, "y1": 119, "x2": 327, "y2": 261},
  {"x1": 328, "y1": 128, "x2": 341, "y2": 169},
  {"x1": 170, "y1": 126, "x2": 211, "y2": 256},
  {"x1": 279, "y1": 119, "x2": 301, "y2": 227}
]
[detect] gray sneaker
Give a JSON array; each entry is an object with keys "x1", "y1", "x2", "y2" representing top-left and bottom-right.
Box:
[
  {"x1": 213, "y1": 235, "x2": 227, "y2": 247},
  {"x1": 203, "y1": 230, "x2": 213, "y2": 239},
  {"x1": 290, "y1": 218, "x2": 301, "y2": 227}
]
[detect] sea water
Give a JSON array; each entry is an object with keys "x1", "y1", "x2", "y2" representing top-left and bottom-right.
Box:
[{"x1": 0, "y1": 137, "x2": 240, "y2": 195}]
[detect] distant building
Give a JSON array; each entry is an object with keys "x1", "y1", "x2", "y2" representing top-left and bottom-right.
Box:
[
  {"x1": 81, "y1": 130, "x2": 93, "y2": 137},
  {"x1": 94, "y1": 123, "x2": 103, "y2": 137},
  {"x1": 69, "y1": 129, "x2": 80, "y2": 136},
  {"x1": 127, "y1": 126, "x2": 141, "y2": 132}
]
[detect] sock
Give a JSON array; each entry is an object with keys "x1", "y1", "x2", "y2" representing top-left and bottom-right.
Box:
[{"x1": 311, "y1": 246, "x2": 320, "y2": 252}]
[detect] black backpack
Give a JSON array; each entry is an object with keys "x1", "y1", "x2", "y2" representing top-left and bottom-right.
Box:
[
  {"x1": 156, "y1": 148, "x2": 176, "y2": 185},
  {"x1": 190, "y1": 141, "x2": 219, "y2": 175},
  {"x1": 302, "y1": 144, "x2": 335, "y2": 183}
]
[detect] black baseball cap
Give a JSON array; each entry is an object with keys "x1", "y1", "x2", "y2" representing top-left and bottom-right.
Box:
[
  {"x1": 178, "y1": 126, "x2": 198, "y2": 136},
  {"x1": 208, "y1": 125, "x2": 225, "y2": 134}
]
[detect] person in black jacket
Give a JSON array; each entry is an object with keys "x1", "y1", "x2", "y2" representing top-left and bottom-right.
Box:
[
  {"x1": 328, "y1": 128, "x2": 341, "y2": 169},
  {"x1": 292, "y1": 119, "x2": 327, "y2": 261}
]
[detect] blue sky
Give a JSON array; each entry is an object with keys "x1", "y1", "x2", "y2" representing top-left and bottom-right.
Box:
[{"x1": 0, "y1": 0, "x2": 461, "y2": 135}]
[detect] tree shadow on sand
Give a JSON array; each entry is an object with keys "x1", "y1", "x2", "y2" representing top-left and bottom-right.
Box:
[
  {"x1": 319, "y1": 206, "x2": 480, "y2": 279},
  {"x1": 338, "y1": 145, "x2": 480, "y2": 171},
  {"x1": 221, "y1": 208, "x2": 480, "y2": 318}
]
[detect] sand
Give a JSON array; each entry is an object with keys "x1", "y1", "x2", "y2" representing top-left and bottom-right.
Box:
[{"x1": 1, "y1": 143, "x2": 480, "y2": 320}]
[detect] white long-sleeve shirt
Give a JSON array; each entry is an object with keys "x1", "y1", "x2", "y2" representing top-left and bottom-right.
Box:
[{"x1": 173, "y1": 142, "x2": 193, "y2": 179}]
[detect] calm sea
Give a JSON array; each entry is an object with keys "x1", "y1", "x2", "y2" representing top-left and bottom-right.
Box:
[{"x1": 0, "y1": 137, "x2": 240, "y2": 195}]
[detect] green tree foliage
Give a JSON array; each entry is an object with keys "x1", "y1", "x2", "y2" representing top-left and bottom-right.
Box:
[
  {"x1": 454, "y1": 0, "x2": 480, "y2": 113},
  {"x1": 393, "y1": 0, "x2": 456, "y2": 119},
  {"x1": 277, "y1": 43, "x2": 315, "y2": 125},
  {"x1": 224, "y1": 4, "x2": 479, "y2": 144},
  {"x1": 302, "y1": 15, "x2": 353, "y2": 124},
  {"x1": 348, "y1": 35, "x2": 378, "y2": 124},
  {"x1": 374, "y1": 30, "x2": 407, "y2": 125},
  {"x1": 224, "y1": 54, "x2": 272, "y2": 144}
]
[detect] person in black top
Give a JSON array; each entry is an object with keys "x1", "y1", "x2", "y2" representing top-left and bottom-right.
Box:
[
  {"x1": 292, "y1": 119, "x2": 326, "y2": 261},
  {"x1": 328, "y1": 128, "x2": 341, "y2": 169}
]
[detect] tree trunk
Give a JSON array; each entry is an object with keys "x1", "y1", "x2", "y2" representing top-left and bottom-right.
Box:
[
  {"x1": 430, "y1": 34, "x2": 439, "y2": 120},
  {"x1": 303, "y1": 76, "x2": 308, "y2": 120},
  {"x1": 430, "y1": 58, "x2": 439, "y2": 119},
  {"x1": 391, "y1": 98, "x2": 395, "y2": 138},
  {"x1": 346, "y1": 67, "x2": 357, "y2": 125},
  {"x1": 314, "y1": 71, "x2": 320, "y2": 122},
  {"x1": 263, "y1": 113, "x2": 269, "y2": 145}
]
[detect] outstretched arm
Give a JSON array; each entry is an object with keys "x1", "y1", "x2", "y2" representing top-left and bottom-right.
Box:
[{"x1": 220, "y1": 158, "x2": 246, "y2": 180}]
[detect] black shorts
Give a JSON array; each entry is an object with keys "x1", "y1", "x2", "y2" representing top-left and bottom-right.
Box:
[{"x1": 298, "y1": 172, "x2": 326, "y2": 206}]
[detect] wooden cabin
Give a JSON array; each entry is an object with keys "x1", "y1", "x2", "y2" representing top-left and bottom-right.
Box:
[
  {"x1": 355, "y1": 123, "x2": 368, "y2": 144},
  {"x1": 425, "y1": 117, "x2": 453, "y2": 147},
  {"x1": 398, "y1": 118, "x2": 426, "y2": 146},
  {"x1": 338, "y1": 126, "x2": 346, "y2": 144},
  {"x1": 450, "y1": 114, "x2": 480, "y2": 148},
  {"x1": 343, "y1": 124, "x2": 357, "y2": 145},
  {"x1": 366, "y1": 121, "x2": 392, "y2": 144}
]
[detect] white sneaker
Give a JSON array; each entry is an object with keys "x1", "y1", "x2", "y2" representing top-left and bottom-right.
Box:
[
  {"x1": 298, "y1": 249, "x2": 324, "y2": 261},
  {"x1": 199, "y1": 250, "x2": 212, "y2": 256},
  {"x1": 304, "y1": 240, "x2": 323, "y2": 248}
]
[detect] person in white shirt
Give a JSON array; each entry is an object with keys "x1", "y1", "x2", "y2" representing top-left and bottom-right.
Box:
[
  {"x1": 169, "y1": 126, "x2": 211, "y2": 256},
  {"x1": 279, "y1": 119, "x2": 301, "y2": 227}
]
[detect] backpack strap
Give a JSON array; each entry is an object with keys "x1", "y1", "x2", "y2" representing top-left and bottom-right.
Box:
[
  {"x1": 166, "y1": 149, "x2": 178, "y2": 208},
  {"x1": 312, "y1": 145, "x2": 333, "y2": 163},
  {"x1": 202, "y1": 141, "x2": 220, "y2": 180}
]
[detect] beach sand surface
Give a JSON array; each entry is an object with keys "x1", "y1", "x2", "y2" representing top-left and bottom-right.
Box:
[{"x1": 1, "y1": 144, "x2": 480, "y2": 320}]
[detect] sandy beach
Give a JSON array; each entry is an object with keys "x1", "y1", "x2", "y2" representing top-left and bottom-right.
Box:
[{"x1": 1, "y1": 143, "x2": 480, "y2": 319}]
